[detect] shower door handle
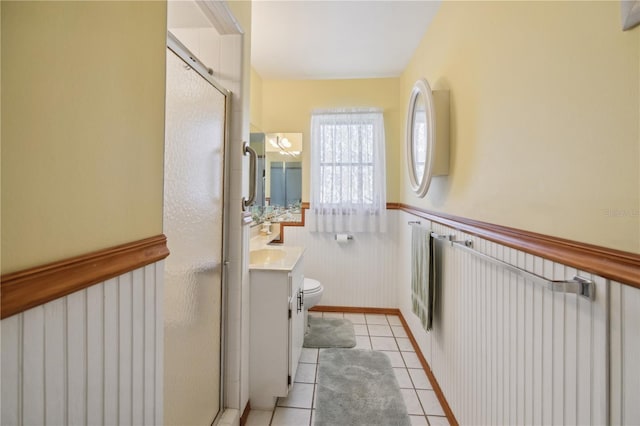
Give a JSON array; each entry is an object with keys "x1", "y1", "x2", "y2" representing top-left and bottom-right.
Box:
[{"x1": 242, "y1": 142, "x2": 257, "y2": 210}]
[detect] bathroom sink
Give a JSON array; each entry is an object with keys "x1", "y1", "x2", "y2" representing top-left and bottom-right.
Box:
[{"x1": 250, "y1": 248, "x2": 286, "y2": 265}]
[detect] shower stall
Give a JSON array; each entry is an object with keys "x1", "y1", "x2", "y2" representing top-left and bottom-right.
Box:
[{"x1": 163, "y1": 34, "x2": 229, "y2": 426}]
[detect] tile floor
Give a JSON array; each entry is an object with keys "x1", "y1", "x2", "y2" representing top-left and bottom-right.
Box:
[{"x1": 246, "y1": 312, "x2": 450, "y2": 426}]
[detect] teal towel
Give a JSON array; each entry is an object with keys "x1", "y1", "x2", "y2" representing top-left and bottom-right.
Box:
[{"x1": 411, "y1": 226, "x2": 436, "y2": 331}]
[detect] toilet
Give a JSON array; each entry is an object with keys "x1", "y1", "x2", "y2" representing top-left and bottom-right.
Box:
[{"x1": 303, "y1": 277, "x2": 324, "y2": 329}]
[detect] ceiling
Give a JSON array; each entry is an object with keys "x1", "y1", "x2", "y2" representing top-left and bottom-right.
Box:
[{"x1": 251, "y1": 0, "x2": 442, "y2": 80}]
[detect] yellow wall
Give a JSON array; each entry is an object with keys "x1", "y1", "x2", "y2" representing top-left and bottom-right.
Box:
[
  {"x1": 401, "y1": 1, "x2": 640, "y2": 253},
  {"x1": 259, "y1": 78, "x2": 401, "y2": 202},
  {"x1": 1, "y1": 1, "x2": 167, "y2": 273},
  {"x1": 250, "y1": 67, "x2": 264, "y2": 131}
]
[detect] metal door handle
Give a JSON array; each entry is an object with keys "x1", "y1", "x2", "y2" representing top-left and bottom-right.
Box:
[{"x1": 242, "y1": 142, "x2": 257, "y2": 210}]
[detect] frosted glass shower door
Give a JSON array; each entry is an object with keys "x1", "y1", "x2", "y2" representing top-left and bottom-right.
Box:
[{"x1": 163, "y1": 48, "x2": 227, "y2": 426}]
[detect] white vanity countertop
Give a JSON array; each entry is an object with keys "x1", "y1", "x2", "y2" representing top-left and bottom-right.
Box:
[
  {"x1": 249, "y1": 223, "x2": 281, "y2": 250},
  {"x1": 249, "y1": 246, "x2": 305, "y2": 271},
  {"x1": 250, "y1": 232, "x2": 279, "y2": 249}
]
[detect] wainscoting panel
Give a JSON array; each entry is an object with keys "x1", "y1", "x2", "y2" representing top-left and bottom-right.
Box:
[
  {"x1": 610, "y1": 281, "x2": 640, "y2": 424},
  {"x1": 0, "y1": 262, "x2": 164, "y2": 426},
  {"x1": 281, "y1": 211, "x2": 399, "y2": 308},
  {"x1": 397, "y1": 211, "x2": 617, "y2": 425}
]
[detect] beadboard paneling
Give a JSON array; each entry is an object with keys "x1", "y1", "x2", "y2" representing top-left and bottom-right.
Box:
[
  {"x1": 0, "y1": 262, "x2": 164, "y2": 426},
  {"x1": 282, "y1": 211, "x2": 399, "y2": 308},
  {"x1": 397, "y1": 211, "x2": 618, "y2": 425},
  {"x1": 610, "y1": 281, "x2": 640, "y2": 424}
]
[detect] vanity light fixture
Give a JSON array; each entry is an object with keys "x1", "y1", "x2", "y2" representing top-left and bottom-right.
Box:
[{"x1": 272, "y1": 136, "x2": 299, "y2": 157}]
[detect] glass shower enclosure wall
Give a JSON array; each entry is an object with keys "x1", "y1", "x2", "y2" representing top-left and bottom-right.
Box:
[{"x1": 163, "y1": 43, "x2": 228, "y2": 426}]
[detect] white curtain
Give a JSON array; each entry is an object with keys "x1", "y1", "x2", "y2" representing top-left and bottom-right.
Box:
[{"x1": 310, "y1": 108, "x2": 387, "y2": 233}]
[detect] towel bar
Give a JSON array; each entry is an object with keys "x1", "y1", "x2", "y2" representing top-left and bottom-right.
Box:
[
  {"x1": 450, "y1": 240, "x2": 595, "y2": 300},
  {"x1": 430, "y1": 232, "x2": 450, "y2": 240}
]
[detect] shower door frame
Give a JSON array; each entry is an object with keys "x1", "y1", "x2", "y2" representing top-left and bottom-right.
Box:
[{"x1": 166, "y1": 31, "x2": 231, "y2": 425}]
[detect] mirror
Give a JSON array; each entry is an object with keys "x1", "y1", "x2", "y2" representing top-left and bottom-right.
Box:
[
  {"x1": 249, "y1": 132, "x2": 303, "y2": 224},
  {"x1": 406, "y1": 78, "x2": 436, "y2": 198}
]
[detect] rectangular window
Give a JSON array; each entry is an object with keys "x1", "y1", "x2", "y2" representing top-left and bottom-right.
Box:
[{"x1": 310, "y1": 108, "x2": 386, "y2": 233}]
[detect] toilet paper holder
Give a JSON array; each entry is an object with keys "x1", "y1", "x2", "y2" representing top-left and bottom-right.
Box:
[{"x1": 335, "y1": 233, "x2": 354, "y2": 241}]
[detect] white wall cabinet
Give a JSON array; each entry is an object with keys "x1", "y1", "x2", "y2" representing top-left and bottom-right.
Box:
[{"x1": 249, "y1": 254, "x2": 305, "y2": 409}]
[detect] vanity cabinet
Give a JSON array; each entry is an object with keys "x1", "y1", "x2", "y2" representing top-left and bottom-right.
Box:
[{"x1": 249, "y1": 252, "x2": 305, "y2": 409}]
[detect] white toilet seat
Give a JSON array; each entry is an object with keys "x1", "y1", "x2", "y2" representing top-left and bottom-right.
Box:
[{"x1": 304, "y1": 278, "x2": 323, "y2": 294}]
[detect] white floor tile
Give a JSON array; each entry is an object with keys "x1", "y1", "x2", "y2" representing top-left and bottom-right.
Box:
[
  {"x1": 353, "y1": 324, "x2": 369, "y2": 335},
  {"x1": 416, "y1": 389, "x2": 445, "y2": 416},
  {"x1": 391, "y1": 325, "x2": 408, "y2": 338},
  {"x1": 368, "y1": 324, "x2": 393, "y2": 337},
  {"x1": 402, "y1": 351, "x2": 422, "y2": 368},
  {"x1": 400, "y1": 388, "x2": 424, "y2": 415},
  {"x1": 245, "y1": 409, "x2": 272, "y2": 426},
  {"x1": 343, "y1": 313, "x2": 366, "y2": 324},
  {"x1": 271, "y1": 407, "x2": 312, "y2": 426},
  {"x1": 370, "y1": 336, "x2": 398, "y2": 351},
  {"x1": 365, "y1": 314, "x2": 388, "y2": 325},
  {"x1": 299, "y1": 348, "x2": 319, "y2": 364},
  {"x1": 409, "y1": 415, "x2": 429, "y2": 426},
  {"x1": 382, "y1": 351, "x2": 406, "y2": 368},
  {"x1": 386, "y1": 315, "x2": 402, "y2": 326},
  {"x1": 396, "y1": 338, "x2": 414, "y2": 352},
  {"x1": 312, "y1": 384, "x2": 317, "y2": 408},
  {"x1": 408, "y1": 368, "x2": 432, "y2": 390},
  {"x1": 354, "y1": 335, "x2": 372, "y2": 350},
  {"x1": 427, "y1": 415, "x2": 450, "y2": 426},
  {"x1": 277, "y1": 383, "x2": 314, "y2": 409},
  {"x1": 311, "y1": 409, "x2": 316, "y2": 426},
  {"x1": 295, "y1": 363, "x2": 317, "y2": 383},
  {"x1": 393, "y1": 367, "x2": 413, "y2": 388},
  {"x1": 283, "y1": 311, "x2": 440, "y2": 426}
]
